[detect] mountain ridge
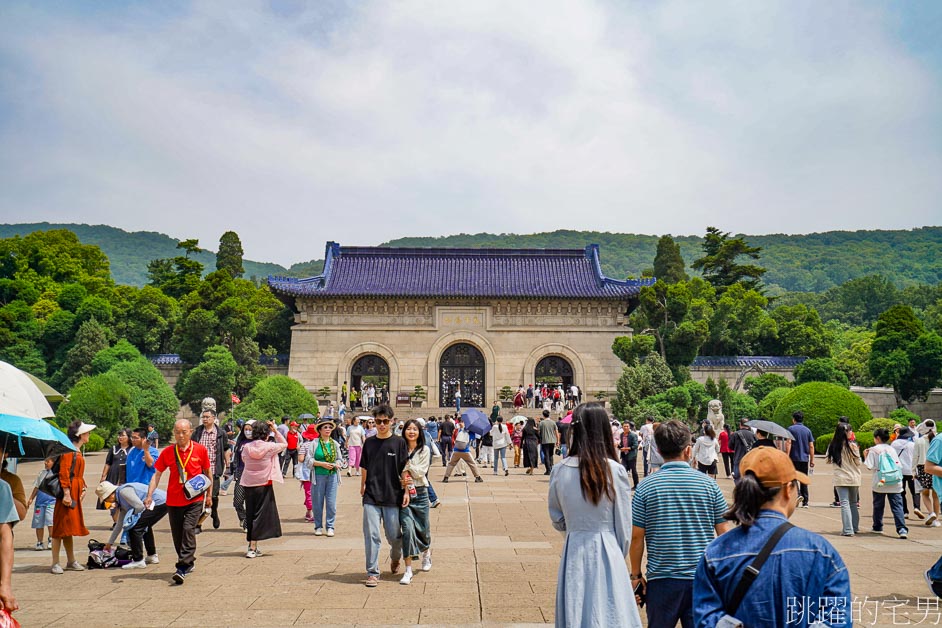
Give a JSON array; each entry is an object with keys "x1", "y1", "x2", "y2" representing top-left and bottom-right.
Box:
[{"x1": 1, "y1": 222, "x2": 939, "y2": 293}]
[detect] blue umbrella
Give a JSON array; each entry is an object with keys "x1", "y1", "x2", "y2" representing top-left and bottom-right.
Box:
[
  {"x1": 0, "y1": 414, "x2": 77, "y2": 459},
  {"x1": 461, "y1": 409, "x2": 490, "y2": 436}
]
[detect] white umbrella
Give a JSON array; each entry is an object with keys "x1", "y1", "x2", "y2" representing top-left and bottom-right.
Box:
[
  {"x1": 0, "y1": 361, "x2": 56, "y2": 419},
  {"x1": 512, "y1": 415, "x2": 528, "y2": 425}
]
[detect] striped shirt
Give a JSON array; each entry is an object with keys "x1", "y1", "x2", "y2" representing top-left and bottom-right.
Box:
[{"x1": 632, "y1": 461, "x2": 728, "y2": 581}]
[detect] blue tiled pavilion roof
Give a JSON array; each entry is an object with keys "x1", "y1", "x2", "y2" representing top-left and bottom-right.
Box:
[
  {"x1": 268, "y1": 242, "x2": 654, "y2": 300},
  {"x1": 691, "y1": 356, "x2": 808, "y2": 368}
]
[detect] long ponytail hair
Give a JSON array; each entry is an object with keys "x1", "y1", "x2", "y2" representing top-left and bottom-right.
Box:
[
  {"x1": 567, "y1": 403, "x2": 618, "y2": 506},
  {"x1": 725, "y1": 473, "x2": 790, "y2": 527}
]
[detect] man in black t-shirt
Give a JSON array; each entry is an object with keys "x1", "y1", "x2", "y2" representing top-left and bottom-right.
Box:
[
  {"x1": 360, "y1": 404, "x2": 409, "y2": 588},
  {"x1": 439, "y1": 415, "x2": 455, "y2": 467},
  {"x1": 728, "y1": 417, "x2": 757, "y2": 484}
]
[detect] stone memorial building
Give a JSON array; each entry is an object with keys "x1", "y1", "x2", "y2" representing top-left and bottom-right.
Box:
[{"x1": 268, "y1": 242, "x2": 653, "y2": 409}]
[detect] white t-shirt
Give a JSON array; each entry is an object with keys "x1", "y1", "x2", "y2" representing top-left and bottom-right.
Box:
[
  {"x1": 865, "y1": 443, "x2": 904, "y2": 494},
  {"x1": 346, "y1": 425, "x2": 365, "y2": 447},
  {"x1": 692, "y1": 435, "x2": 720, "y2": 465},
  {"x1": 640, "y1": 423, "x2": 654, "y2": 447}
]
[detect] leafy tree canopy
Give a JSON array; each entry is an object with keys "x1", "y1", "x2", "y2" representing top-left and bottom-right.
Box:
[
  {"x1": 869, "y1": 305, "x2": 942, "y2": 406},
  {"x1": 691, "y1": 227, "x2": 767, "y2": 293},
  {"x1": 232, "y1": 375, "x2": 319, "y2": 421},
  {"x1": 652, "y1": 235, "x2": 688, "y2": 284},
  {"x1": 216, "y1": 231, "x2": 245, "y2": 278}
]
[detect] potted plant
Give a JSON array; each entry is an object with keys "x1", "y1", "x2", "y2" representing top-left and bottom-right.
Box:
[
  {"x1": 499, "y1": 385, "x2": 515, "y2": 408},
  {"x1": 411, "y1": 385, "x2": 427, "y2": 408},
  {"x1": 316, "y1": 386, "x2": 332, "y2": 406}
]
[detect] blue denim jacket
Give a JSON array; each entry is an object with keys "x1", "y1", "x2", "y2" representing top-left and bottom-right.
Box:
[{"x1": 694, "y1": 510, "x2": 851, "y2": 628}]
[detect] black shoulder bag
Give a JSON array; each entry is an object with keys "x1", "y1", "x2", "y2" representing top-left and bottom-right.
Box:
[{"x1": 720, "y1": 522, "x2": 794, "y2": 626}]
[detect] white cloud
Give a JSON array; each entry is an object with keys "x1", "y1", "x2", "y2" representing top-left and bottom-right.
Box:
[{"x1": 0, "y1": 0, "x2": 939, "y2": 266}]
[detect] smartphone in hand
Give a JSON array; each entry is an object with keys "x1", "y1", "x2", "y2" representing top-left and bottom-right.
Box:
[{"x1": 633, "y1": 581, "x2": 646, "y2": 608}]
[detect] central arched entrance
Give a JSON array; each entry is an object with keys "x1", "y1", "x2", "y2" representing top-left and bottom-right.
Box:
[
  {"x1": 351, "y1": 354, "x2": 390, "y2": 409},
  {"x1": 535, "y1": 355, "x2": 574, "y2": 390},
  {"x1": 439, "y1": 343, "x2": 485, "y2": 408}
]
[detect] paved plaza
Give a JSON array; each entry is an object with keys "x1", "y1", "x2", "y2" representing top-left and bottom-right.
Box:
[{"x1": 9, "y1": 452, "x2": 942, "y2": 627}]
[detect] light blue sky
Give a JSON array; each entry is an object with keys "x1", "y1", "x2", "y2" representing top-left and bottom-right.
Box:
[{"x1": 1, "y1": 1, "x2": 940, "y2": 265}]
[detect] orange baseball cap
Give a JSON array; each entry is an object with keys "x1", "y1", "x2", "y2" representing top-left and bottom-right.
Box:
[{"x1": 739, "y1": 446, "x2": 810, "y2": 487}]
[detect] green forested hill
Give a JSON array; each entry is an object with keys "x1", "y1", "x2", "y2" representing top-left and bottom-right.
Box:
[
  {"x1": 1, "y1": 223, "x2": 939, "y2": 293},
  {"x1": 381, "y1": 227, "x2": 942, "y2": 293},
  {"x1": 0, "y1": 223, "x2": 287, "y2": 286}
]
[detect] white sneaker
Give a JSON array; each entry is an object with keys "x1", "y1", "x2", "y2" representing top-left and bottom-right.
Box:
[
  {"x1": 927, "y1": 513, "x2": 938, "y2": 526},
  {"x1": 50, "y1": 564, "x2": 63, "y2": 574},
  {"x1": 421, "y1": 550, "x2": 432, "y2": 572},
  {"x1": 34, "y1": 542, "x2": 44, "y2": 551},
  {"x1": 122, "y1": 559, "x2": 146, "y2": 569},
  {"x1": 145, "y1": 554, "x2": 160, "y2": 564},
  {"x1": 400, "y1": 569, "x2": 413, "y2": 585},
  {"x1": 65, "y1": 561, "x2": 85, "y2": 571},
  {"x1": 314, "y1": 528, "x2": 324, "y2": 536},
  {"x1": 934, "y1": 521, "x2": 941, "y2": 528},
  {"x1": 246, "y1": 548, "x2": 258, "y2": 559},
  {"x1": 326, "y1": 528, "x2": 335, "y2": 537}
]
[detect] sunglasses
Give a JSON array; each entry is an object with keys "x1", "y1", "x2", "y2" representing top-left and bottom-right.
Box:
[{"x1": 375, "y1": 419, "x2": 391, "y2": 425}]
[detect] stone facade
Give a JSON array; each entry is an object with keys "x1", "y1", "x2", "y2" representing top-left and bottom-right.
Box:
[{"x1": 287, "y1": 298, "x2": 632, "y2": 407}]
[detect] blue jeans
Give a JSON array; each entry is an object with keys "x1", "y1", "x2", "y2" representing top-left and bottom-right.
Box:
[
  {"x1": 493, "y1": 447, "x2": 508, "y2": 473},
  {"x1": 427, "y1": 480, "x2": 438, "y2": 504},
  {"x1": 872, "y1": 491, "x2": 907, "y2": 534},
  {"x1": 646, "y1": 577, "x2": 694, "y2": 628},
  {"x1": 455, "y1": 398, "x2": 461, "y2": 413},
  {"x1": 362, "y1": 504, "x2": 402, "y2": 577},
  {"x1": 929, "y1": 554, "x2": 942, "y2": 582},
  {"x1": 835, "y1": 486, "x2": 859, "y2": 535},
  {"x1": 310, "y1": 472, "x2": 338, "y2": 530}
]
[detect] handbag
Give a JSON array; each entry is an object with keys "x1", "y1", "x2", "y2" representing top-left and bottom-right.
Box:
[
  {"x1": 174, "y1": 444, "x2": 209, "y2": 499},
  {"x1": 39, "y1": 454, "x2": 76, "y2": 500},
  {"x1": 718, "y1": 522, "x2": 794, "y2": 627}
]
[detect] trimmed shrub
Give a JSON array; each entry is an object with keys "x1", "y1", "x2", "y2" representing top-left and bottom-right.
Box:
[
  {"x1": 859, "y1": 418, "x2": 898, "y2": 433},
  {"x1": 815, "y1": 431, "x2": 875, "y2": 455},
  {"x1": 889, "y1": 408, "x2": 921, "y2": 424},
  {"x1": 758, "y1": 387, "x2": 791, "y2": 421},
  {"x1": 233, "y1": 375, "x2": 319, "y2": 421},
  {"x1": 772, "y1": 382, "x2": 872, "y2": 440},
  {"x1": 85, "y1": 432, "x2": 105, "y2": 452}
]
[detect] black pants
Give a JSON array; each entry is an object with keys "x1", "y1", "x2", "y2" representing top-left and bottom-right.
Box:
[
  {"x1": 721, "y1": 452, "x2": 733, "y2": 477},
  {"x1": 621, "y1": 455, "x2": 639, "y2": 487},
  {"x1": 210, "y1": 474, "x2": 221, "y2": 521},
  {"x1": 233, "y1": 478, "x2": 246, "y2": 525},
  {"x1": 168, "y1": 501, "x2": 203, "y2": 571},
  {"x1": 281, "y1": 449, "x2": 298, "y2": 476},
  {"x1": 793, "y1": 460, "x2": 810, "y2": 504},
  {"x1": 541, "y1": 443, "x2": 555, "y2": 473},
  {"x1": 129, "y1": 504, "x2": 168, "y2": 562},
  {"x1": 902, "y1": 475, "x2": 921, "y2": 514},
  {"x1": 440, "y1": 439, "x2": 454, "y2": 466}
]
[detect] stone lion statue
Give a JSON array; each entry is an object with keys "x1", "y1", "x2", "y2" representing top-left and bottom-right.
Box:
[
  {"x1": 707, "y1": 399, "x2": 725, "y2": 433},
  {"x1": 201, "y1": 397, "x2": 217, "y2": 414}
]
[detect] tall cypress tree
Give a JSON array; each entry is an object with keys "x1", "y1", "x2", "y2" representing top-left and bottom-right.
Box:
[
  {"x1": 216, "y1": 231, "x2": 245, "y2": 278},
  {"x1": 652, "y1": 234, "x2": 688, "y2": 284}
]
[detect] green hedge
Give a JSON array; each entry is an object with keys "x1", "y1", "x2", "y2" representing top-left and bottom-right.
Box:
[
  {"x1": 758, "y1": 387, "x2": 791, "y2": 421},
  {"x1": 889, "y1": 408, "x2": 921, "y2": 424},
  {"x1": 772, "y1": 382, "x2": 872, "y2": 440},
  {"x1": 815, "y1": 431, "x2": 875, "y2": 455},
  {"x1": 859, "y1": 418, "x2": 898, "y2": 433},
  {"x1": 85, "y1": 433, "x2": 105, "y2": 452}
]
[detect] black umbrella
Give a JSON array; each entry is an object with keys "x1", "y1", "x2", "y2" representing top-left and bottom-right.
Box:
[{"x1": 745, "y1": 420, "x2": 794, "y2": 441}]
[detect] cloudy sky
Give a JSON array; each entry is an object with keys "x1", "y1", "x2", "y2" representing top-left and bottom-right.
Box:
[{"x1": 1, "y1": 1, "x2": 940, "y2": 265}]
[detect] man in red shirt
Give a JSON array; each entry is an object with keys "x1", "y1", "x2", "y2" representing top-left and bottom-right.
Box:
[
  {"x1": 282, "y1": 422, "x2": 300, "y2": 477},
  {"x1": 145, "y1": 419, "x2": 211, "y2": 585}
]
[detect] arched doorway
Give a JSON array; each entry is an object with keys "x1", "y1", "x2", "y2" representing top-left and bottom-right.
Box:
[
  {"x1": 439, "y1": 343, "x2": 485, "y2": 408},
  {"x1": 351, "y1": 354, "x2": 390, "y2": 409},
  {"x1": 535, "y1": 355, "x2": 574, "y2": 390}
]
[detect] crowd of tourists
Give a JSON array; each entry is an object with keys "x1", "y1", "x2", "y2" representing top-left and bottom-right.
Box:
[{"x1": 4, "y1": 394, "x2": 942, "y2": 626}]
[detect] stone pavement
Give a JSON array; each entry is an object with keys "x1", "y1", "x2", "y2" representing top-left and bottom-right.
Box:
[{"x1": 8, "y1": 452, "x2": 942, "y2": 627}]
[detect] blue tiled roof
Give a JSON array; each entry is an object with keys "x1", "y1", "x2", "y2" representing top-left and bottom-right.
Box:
[
  {"x1": 692, "y1": 356, "x2": 808, "y2": 368},
  {"x1": 147, "y1": 354, "x2": 289, "y2": 366},
  {"x1": 268, "y1": 242, "x2": 654, "y2": 300}
]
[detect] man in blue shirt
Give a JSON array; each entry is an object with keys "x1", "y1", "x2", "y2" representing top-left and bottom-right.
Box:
[
  {"x1": 630, "y1": 420, "x2": 731, "y2": 628},
  {"x1": 126, "y1": 426, "x2": 160, "y2": 485},
  {"x1": 786, "y1": 411, "x2": 815, "y2": 508},
  {"x1": 694, "y1": 447, "x2": 850, "y2": 627}
]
